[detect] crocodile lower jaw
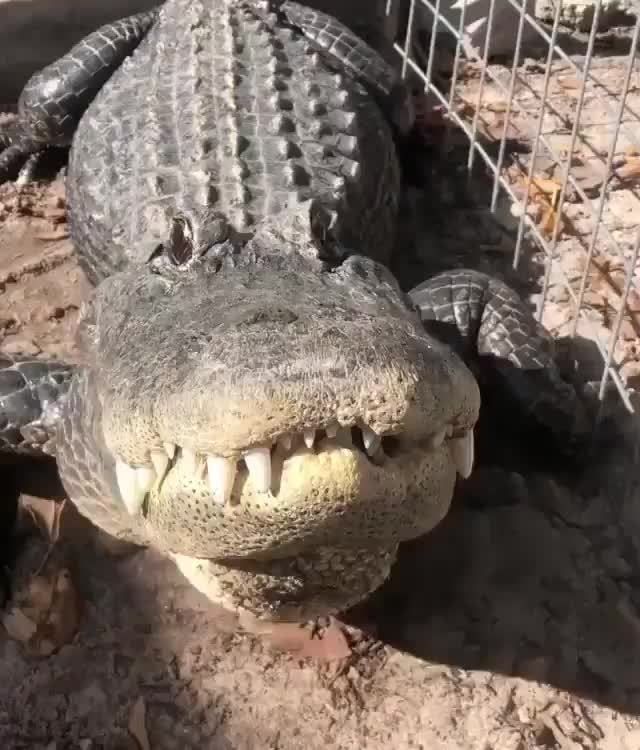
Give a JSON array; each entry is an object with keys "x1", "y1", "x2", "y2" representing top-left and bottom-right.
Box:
[{"x1": 113, "y1": 425, "x2": 474, "y2": 517}]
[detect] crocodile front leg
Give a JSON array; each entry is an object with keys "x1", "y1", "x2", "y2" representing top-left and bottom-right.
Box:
[
  {"x1": 0, "y1": 9, "x2": 159, "y2": 183},
  {"x1": 0, "y1": 353, "x2": 75, "y2": 457},
  {"x1": 408, "y1": 269, "x2": 590, "y2": 458}
]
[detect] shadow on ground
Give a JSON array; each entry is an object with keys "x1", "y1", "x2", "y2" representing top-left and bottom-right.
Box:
[{"x1": 343, "y1": 138, "x2": 640, "y2": 718}]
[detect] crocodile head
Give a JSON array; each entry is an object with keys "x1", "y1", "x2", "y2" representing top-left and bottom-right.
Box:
[{"x1": 77, "y1": 206, "x2": 480, "y2": 560}]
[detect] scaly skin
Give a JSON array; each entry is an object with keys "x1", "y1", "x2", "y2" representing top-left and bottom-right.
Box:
[{"x1": 0, "y1": 0, "x2": 587, "y2": 625}]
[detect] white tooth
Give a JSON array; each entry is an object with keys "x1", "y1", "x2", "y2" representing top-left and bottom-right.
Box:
[
  {"x1": 243, "y1": 447, "x2": 272, "y2": 493},
  {"x1": 135, "y1": 465, "x2": 156, "y2": 494},
  {"x1": 207, "y1": 455, "x2": 237, "y2": 505},
  {"x1": 325, "y1": 424, "x2": 338, "y2": 439},
  {"x1": 150, "y1": 450, "x2": 169, "y2": 480},
  {"x1": 450, "y1": 430, "x2": 474, "y2": 479},
  {"x1": 164, "y1": 442, "x2": 176, "y2": 459},
  {"x1": 430, "y1": 428, "x2": 447, "y2": 449},
  {"x1": 182, "y1": 447, "x2": 198, "y2": 474},
  {"x1": 362, "y1": 426, "x2": 381, "y2": 456},
  {"x1": 115, "y1": 460, "x2": 146, "y2": 516},
  {"x1": 303, "y1": 430, "x2": 315, "y2": 449},
  {"x1": 280, "y1": 434, "x2": 292, "y2": 451}
]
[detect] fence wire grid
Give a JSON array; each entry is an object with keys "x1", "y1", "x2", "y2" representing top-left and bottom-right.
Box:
[{"x1": 385, "y1": 0, "x2": 640, "y2": 415}]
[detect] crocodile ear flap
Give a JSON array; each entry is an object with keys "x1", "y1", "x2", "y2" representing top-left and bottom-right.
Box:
[{"x1": 166, "y1": 215, "x2": 195, "y2": 266}]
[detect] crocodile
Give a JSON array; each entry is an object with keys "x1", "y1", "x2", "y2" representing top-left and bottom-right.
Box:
[{"x1": 0, "y1": 0, "x2": 587, "y2": 626}]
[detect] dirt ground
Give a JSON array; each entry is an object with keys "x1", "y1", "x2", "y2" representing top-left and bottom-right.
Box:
[{"x1": 3, "y1": 29, "x2": 640, "y2": 750}]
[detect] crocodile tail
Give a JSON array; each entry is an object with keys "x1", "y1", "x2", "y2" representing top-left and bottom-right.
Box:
[{"x1": 0, "y1": 353, "x2": 75, "y2": 457}]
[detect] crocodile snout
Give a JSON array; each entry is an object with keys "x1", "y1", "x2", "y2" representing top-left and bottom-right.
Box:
[{"x1": 87, "y1": 252, "x2": 480, "y2": 557}]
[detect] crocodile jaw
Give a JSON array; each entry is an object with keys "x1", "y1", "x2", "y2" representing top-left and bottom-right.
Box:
[{"x1": 81, "y1": 249, "x2": 480, "y2": 559}]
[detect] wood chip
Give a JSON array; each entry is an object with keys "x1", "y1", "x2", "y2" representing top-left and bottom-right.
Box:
[{"x1": 128, "y1": 697, "x2": 151, "y2": 750}]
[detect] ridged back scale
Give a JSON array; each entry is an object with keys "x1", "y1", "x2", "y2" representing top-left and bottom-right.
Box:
[{"x1": 66, "y1": 0, "x2": 401, "y2": 284}]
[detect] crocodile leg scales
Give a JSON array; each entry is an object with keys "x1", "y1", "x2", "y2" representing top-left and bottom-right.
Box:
[
  {"x1": 408, "y1": 269, "x2": 590, "y2": 452},
  {"x1": 0, "y1": 9, "x2": 159, "y2": 183},
  {"x1": 0, "y1": 354, "x2": 75, "y2": 457}
]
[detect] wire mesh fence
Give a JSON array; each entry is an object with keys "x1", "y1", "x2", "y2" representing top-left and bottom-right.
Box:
[{"x1": 385, "y1": 0, "x2": 640, "y2": 416}]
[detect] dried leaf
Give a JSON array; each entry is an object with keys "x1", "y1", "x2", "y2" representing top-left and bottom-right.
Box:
[
  {"x1": 540, "y1": 203, "x2": 563, "y2": 239},
  {"x1": 19, "y1": 496, "x2": 66, "y2": 543},
  {"x1": 531, "y1": 176, "x2": 562, "y2": 196},
  {"x1": 36, "y1": 229, "x2": 70, "y2": 242},
  {"x1": 37, "y1": 568, "x2": 82, "y2": 655},
  {"x1": 616, "y1": 156, "x2": 640, "y2": 181},
  {"x1": 2, "y1": 607, "x2": 38, "y2": 642},
  {"x1": 128, "y1": 696, "x2": 151, "y2": 750},
  {"x1": 3, "y1": 566, "x2": 81, "y2": 655},
  {"x1": 516, "y1": 175, "x2": 563, "y2": 239},
  {"x1": 558, "y1": 75, "x2": 582, "y2": 90},
  {"x1": 261, "y1": 620, "x2": 352, "y2": 662}
]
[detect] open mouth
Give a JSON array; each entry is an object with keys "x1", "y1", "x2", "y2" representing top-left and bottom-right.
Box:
[{"x1": 113, "y1": 420, "x2": 474, "y2": 517}]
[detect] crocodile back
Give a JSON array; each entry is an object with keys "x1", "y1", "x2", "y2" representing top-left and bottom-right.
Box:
[{"x1": 67, "y1": 0, "x2": 401, "y2": 284}]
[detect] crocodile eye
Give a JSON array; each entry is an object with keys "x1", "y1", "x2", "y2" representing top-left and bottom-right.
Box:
[{"x1": 165, "y1": 215, "x2": 195, "y2": 266}]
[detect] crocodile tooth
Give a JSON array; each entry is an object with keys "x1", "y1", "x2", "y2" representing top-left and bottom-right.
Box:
[
  {"x1": 279, "y1": 434, "x2": 292, "y2": 451},
  {"x1": 207, "y1": 455, "x2": 237, "y2": 506},
  {"x1": 361, "y1": 426, "x2": 381, "y2": 456},
  {"x1": 150, "y1": 450, "x2": 170, "y2": 481},
  {"x1": 303, "y1": 430, "x2": 315, "y2": 449},
  {"x1": 182, "y1": 447, "x2": 198, "y2": 474},
  {"x1": 325, "y1": 424, "x2": 338, "y2": 439},
  {"x1": 243, "y1": 448, "x2": 271, "y2": 493},
  {"x1": 135, "y1": 466, "x2": 156, "y2": 495},
  {"x1": 450, "y1": 431, "x2": 474, "y2": 479},
  {"x1": 115, "y1": 460, "x2": 146, "y2": 516},
  {"x1": 429, "y1": 429, "x2": 447, "y2": 450},
  {"x1": 164, "y1": 442, "x2": 176, "y2": 459}
]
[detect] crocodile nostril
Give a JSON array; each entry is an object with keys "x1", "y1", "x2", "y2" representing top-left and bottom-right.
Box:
[{"x1": 238, "y1": 308, "x2": 299, "y2": 326}]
